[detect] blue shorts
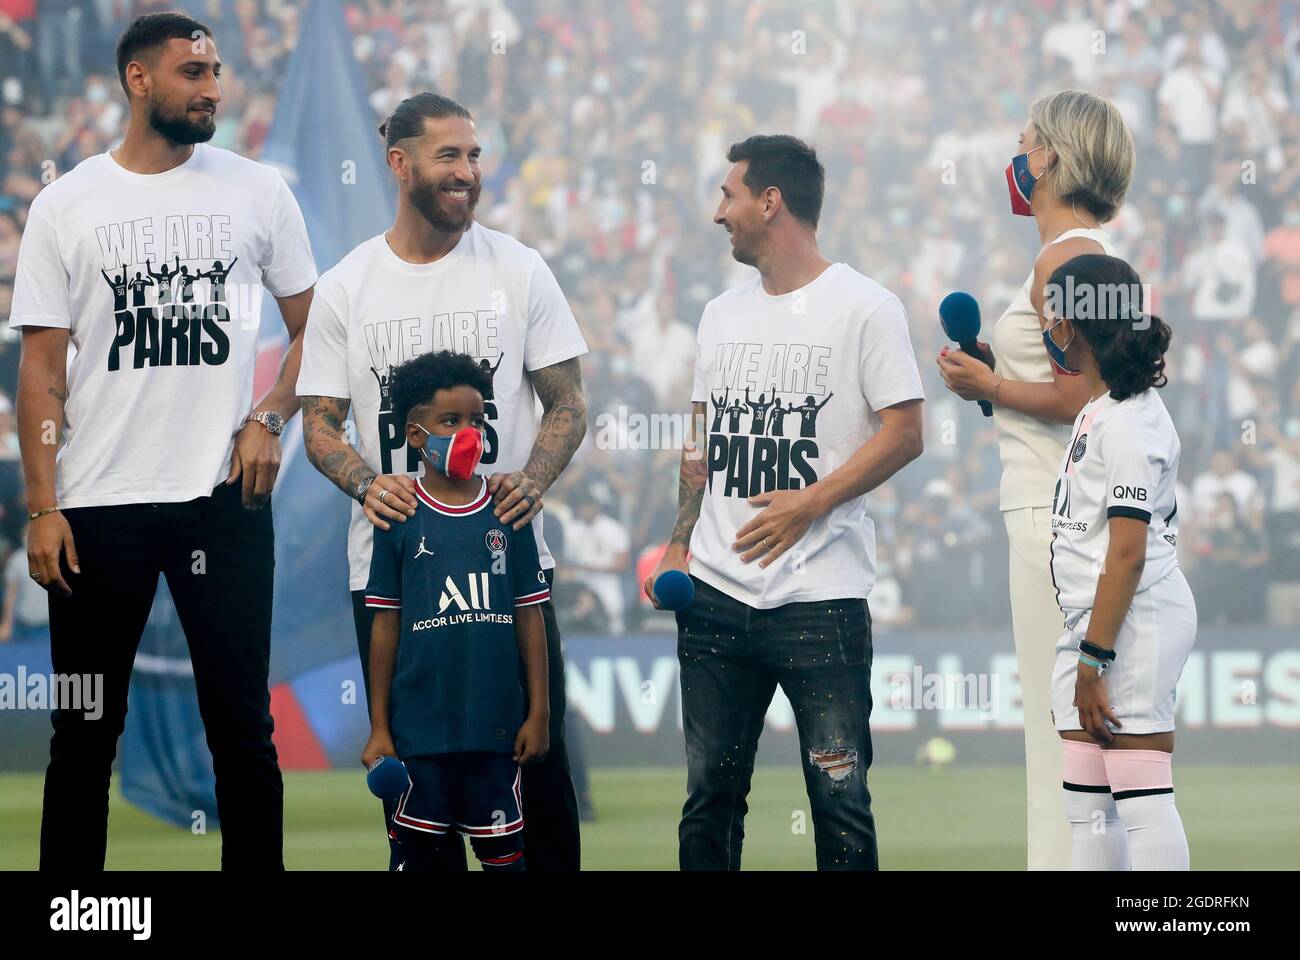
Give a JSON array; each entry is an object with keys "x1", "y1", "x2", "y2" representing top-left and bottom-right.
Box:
[{"x1": 393, "y1": 753, "x2": 524, "y2": 838}]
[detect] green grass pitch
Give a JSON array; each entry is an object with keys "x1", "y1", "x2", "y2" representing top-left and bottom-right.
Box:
[{"x1": 1, "y1": 765, "x2": 1295, "y2": 870}]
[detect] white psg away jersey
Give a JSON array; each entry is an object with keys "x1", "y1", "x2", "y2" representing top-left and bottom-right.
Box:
[{"x1": 1050, "y1": 388, "x2": 1182, "y2": 611}]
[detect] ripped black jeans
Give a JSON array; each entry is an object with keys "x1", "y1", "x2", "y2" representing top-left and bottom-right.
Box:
[{"x1": 676, "y1": 576, "x2": 878, "y2": 871}]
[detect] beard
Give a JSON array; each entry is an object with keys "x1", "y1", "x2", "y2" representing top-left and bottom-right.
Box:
[
  {"x1": 729, "y1": 231, "x2": 758, "y2": 267},
  {"x1": 410, "y1": 173, "x2": 479, "y2": 233},
  {"x1": 149, "y1": 99, "x2": 216, "y2": 145}
]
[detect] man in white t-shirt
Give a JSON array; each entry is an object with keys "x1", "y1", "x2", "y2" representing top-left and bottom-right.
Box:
[
  {"x1": 10, "y1": 13, "x2": 317, "y2": 871},
  {"x1": 643, "y1": 135, "x2": 925, "y2": 871},
  {"x1": 563, "y1": 498, "x2": 631, "y2": 633},
  {"x1": 296, "y1": 93, "x2": 588, "y2": 871}
]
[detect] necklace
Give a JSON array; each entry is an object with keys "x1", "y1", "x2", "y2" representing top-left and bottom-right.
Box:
[
  {"x1": 1071, "y1": 202, "x2": 1100, "y2": 230},
  {"x1": 1046, "y1": 205, "x2": 1101, "y2": 245}
]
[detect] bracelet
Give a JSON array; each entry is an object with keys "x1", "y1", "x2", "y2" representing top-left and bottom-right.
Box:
[
  {"x1": 1079, "y1": 640, "x2": 1117, "y2": 662},
  {"x1": 991, "y1": 376, "x2": 1004, "y2": 406},
  {"x1": 1078, "y1": 653, "x2": 1106, "y2": 672},
  {"x1": 28, "y1": 506, "x2": 60, "y2": 521}
]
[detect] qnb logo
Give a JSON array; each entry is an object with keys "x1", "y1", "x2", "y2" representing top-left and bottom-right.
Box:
[
  {"x1": 1113, "y1": 484, "x2": 1148, "y2": 502},
  {"x1": 50, "y1": 890, "x2": 151, "y2": 940},
  {"x1": 438, "y1": 572, "x2": 492, "y2": 614}
]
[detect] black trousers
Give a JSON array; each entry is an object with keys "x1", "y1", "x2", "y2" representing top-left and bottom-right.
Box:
[
  {"x1": 351, "y1": 568, "x2": 581, "y2": 871},
  {"x1": 41, "y1": 481, "x2": 283, "y2": 871},
  {"x1": 676, "y1": 577, "x2": 878, "y2": 871}
]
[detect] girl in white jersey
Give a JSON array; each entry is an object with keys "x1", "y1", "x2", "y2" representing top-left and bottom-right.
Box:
[{"x1": 1044, "y1": 254, "x2": 1195, "y2": 871}]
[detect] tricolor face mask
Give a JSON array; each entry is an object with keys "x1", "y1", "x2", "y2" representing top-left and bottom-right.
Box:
[
  {"x1": 1005, "y1": 144, "x2": 1046, "y2": 217},
  {"x1": 412, "y1": 423, "x2": 484, "y2": 480},
  {"x1": 1042, "y1": 315, "x2": 1080, "y2": 374}
]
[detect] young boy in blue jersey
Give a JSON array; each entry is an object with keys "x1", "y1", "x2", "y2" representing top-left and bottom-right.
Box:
[{"x1": 361, "y1": 350, "x2": 550, "y2": 871}]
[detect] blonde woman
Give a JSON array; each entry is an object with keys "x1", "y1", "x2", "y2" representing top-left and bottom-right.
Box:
[{"x1": 937, "y1": 91, "x2": 1136, "y2": 870}]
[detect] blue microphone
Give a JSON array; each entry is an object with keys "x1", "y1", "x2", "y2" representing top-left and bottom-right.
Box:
[
  {"x1": 939, "y1": 291, "x2": 994, "y2": 418},
  {"x1": 653, "y1": 570, "x2": 695, "y2": 610},
  {"x1": 366, "y1": 755, "x2": 410, "y2": 800}
]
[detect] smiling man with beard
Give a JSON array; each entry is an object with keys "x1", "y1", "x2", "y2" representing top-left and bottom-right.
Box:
[
  {"x1": 644, "y1": 135, "x2": 926, "y2": 870},
  {"x1": 10, "y1": 12, "x2": 318, "y2": 870},
  {"x1": 297, "y1": 93, "x2": 588, "y2": 871}
]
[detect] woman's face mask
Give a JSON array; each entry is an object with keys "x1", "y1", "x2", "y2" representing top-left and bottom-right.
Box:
[
  {"x1": 412, "y1": 422, "x2": 484, "y2": 480},
  {"x1": 1006, "y1": 144, "x2": 1046, "y2": 217}
]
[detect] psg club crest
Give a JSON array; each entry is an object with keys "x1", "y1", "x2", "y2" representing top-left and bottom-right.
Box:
[
  {"x1": 1071, "y1": 433, "x2": 1088, "y2": 463},
  {"x1": 485, "y1": 529, "x2": 507, "y2": 553}
]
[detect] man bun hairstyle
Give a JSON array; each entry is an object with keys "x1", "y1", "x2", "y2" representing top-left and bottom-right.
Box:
[
  {"x1": 726, "y1": 134, "x2": 825, "y2": 228},
  {"x1": 379, "y1": 92, "x2": 473, "y2": 147},
  {"x1": 390, "y1": 350, "x2": 493, "y2": 430},
  {"x1": 1047, "y1": 254, "x2": 1171, "y2": 402}
]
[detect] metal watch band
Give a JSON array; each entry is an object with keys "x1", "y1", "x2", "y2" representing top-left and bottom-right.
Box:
[
  {"x1": 356, "y1": 473, "x2": 377, "y2": 505},
  {"x1": 246, "y1": 411, "x2": 285, "y2": 436}
]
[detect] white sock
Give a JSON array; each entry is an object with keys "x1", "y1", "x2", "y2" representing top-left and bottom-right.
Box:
[
  {"x1": 1113, "y1": 791, "x2": 1189, "y2": 871},
  {"x1": 1062, "y1": 740, "x2": 1130, "y2": 871},
  {"x1": 1063, "y1": 787, "x2": 1131, "y2": 871},
  {"x1": 1103, "y1": 748, "x2": 1189, "y2": 871}
]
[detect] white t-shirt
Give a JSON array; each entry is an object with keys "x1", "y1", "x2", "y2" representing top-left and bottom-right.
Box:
[
  {"x1": 1157, "y1": 67, "x2": 1222, "y2": 144},
  {"x1": 8, "y1": 145, "x2": 317, "y2": 507},
  {"x1": 565, "y1": 513, "x2": 630, "y2": 570},
  {"x1": 688, "y1": 263, "x2": 924, "y2": 609},
  {"x1": 1190, "y1": 468, "x2": 1260, "y2": 520},
  {"x1": 1050, "y1": 389, "x2": 1182, "y2": 612},
  {"x1": 296, "y1": 224, "x2": 588, "y2": 591}
]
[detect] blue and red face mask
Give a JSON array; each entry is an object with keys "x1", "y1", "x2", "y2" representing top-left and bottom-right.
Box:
[
  {"x1": 412, "y1": 423, "x2": 484, "y2": 480},
  {"x1": 1005, "y1": 144, "x2": 1045, "y2": 217}
]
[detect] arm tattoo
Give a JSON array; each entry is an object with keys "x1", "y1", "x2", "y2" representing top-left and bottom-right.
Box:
[
  {"x1": 523, "y1": 357, "x2": 588, "y2": 491},
  {"x1": 299, "y1": 394, "x2": 374, "y2": 496},
  {"x1": 669, "y1": 402, "x2": 708, "y2": 549}
]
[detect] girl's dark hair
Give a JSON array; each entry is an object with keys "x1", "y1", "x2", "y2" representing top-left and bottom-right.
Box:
[
  {"x1": 379, "y1": 92, "x2": 473, "y2": 147},
  {"x1": 1046, "y1": 253, "x2": 1171, "y2": 401},
  {"x1": 390, "y1": 350, "x2": 492, "y2": 428}
]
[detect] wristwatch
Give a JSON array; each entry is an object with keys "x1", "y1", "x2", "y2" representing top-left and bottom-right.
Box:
[
  {"x1": 245, "y1": 411, "x2": 285, "y2": 436},
  {"x1": 355, "y1": 473, "x2": 377, "y2": 505}
]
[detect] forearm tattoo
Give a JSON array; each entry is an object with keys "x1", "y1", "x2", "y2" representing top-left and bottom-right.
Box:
[
  {"x1": 300, "y1": 395, "x2": 374, "y2": 496},
  {"x1": 670, "y1": 403, "x2": 708, "y2": 549},
  {"x1": 523, "y1": 358, "x2": 588, "y2": 491}
]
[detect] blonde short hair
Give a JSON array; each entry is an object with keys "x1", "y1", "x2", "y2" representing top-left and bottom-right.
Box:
[{"x1": 1029, "y1": 90, "x2": 1135, "y2": 223}]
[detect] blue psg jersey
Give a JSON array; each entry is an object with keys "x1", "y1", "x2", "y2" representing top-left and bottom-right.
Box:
[{"x1": 365, "y1": 475, "x2": 549, "y2": 756}]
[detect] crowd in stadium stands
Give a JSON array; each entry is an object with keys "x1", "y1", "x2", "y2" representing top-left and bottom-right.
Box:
[{"x1": 2, "y1": 0, "x2": 1299, "y2": 639}]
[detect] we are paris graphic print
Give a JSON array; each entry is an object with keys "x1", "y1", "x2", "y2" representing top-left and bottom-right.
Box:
[
  {"x1": 94, "y1": 214, "x2": 240, "y2": 371},
  {"x1": 362, "y1": 311, "x2": 505, "y2": 475},
  {"x1": 704, "y1": 340, "x2": 833, "y2": 497}
]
